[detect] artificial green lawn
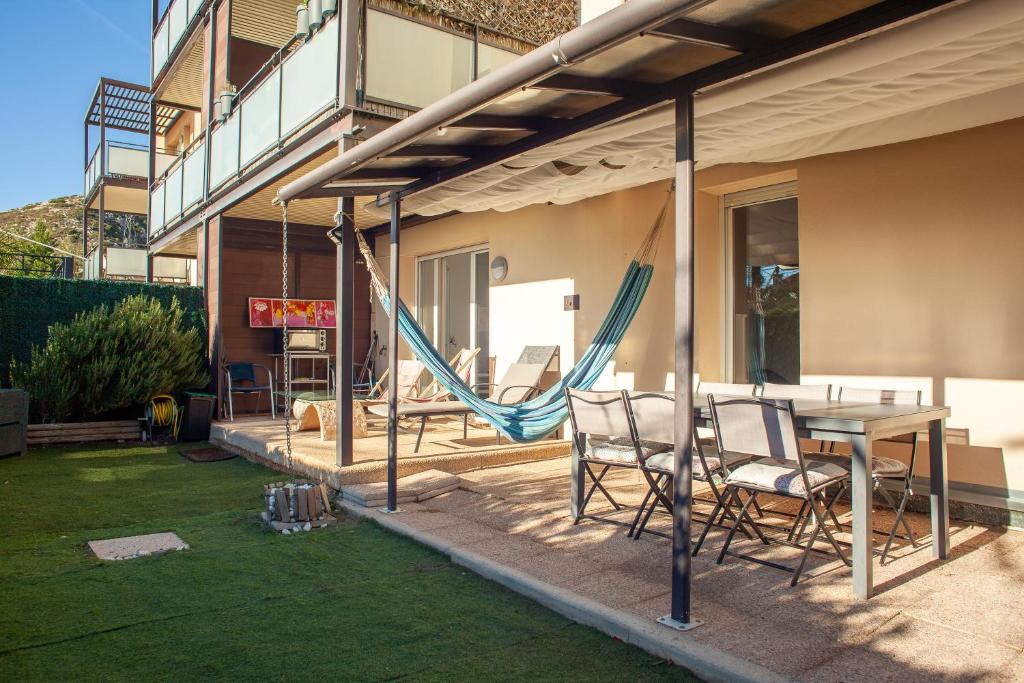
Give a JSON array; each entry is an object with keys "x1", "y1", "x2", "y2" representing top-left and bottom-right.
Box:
[{"x1": 0, "y1": 443, "x2": 692, "y2": 681}]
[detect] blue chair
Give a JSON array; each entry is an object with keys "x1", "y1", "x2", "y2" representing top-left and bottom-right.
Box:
[{"x1": 223, "y1": 362, "x2": 275, "y2": 421}]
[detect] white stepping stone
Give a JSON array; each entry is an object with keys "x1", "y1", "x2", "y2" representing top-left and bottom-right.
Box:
[{"x1": 88, "y1": 532, "x2": 190, "y2": 560}]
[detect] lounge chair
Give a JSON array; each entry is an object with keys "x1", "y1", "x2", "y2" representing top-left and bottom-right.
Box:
[
  {"x1": 367, "y1": 360, "x2": 547, "y2": 452},
  {"x1": 406, "y1": 347, "x2": 480, "y2": 403},
  {"x1": 360, "y1": 359, "x2": 425, "y2": 407}
]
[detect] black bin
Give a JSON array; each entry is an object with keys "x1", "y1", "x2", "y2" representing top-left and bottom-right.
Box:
[{"x1": 180, "y1": 392, "x2": 216, "y2": 442}]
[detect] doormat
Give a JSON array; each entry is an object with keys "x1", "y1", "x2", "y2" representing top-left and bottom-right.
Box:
[
  {"x1": 88, "y1": 532, "x2": 190, "y2": 561},
  {"x1": 181, "y1": 447, "x2": 238, "y2": 462}
]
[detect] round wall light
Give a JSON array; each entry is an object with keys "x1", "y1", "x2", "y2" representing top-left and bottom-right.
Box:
[{"x1": 490, "y1": 256, "x2": 508, "y2": 282}]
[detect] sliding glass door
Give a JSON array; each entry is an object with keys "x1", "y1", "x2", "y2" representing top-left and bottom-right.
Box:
[
  {"x1": 725, "y1": 183, "x2": 800, "y2": 384},
  {"x1": 416, "y1": 246, "x2": 490, "y2": 388}
]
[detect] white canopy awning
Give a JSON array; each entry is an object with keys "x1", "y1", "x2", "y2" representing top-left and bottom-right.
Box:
[{"x1": 370, "y1": 0, "x2": 1024, "y2": 217}]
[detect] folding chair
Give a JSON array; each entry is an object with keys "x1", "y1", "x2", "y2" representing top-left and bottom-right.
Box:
[
  {"x1": 799, "y1": 387, "x2": 923, "y2": 563},
  {"x1": 622, "y1": 391, "x2": 676, "y2": 540},
  {"x1": 696, "y1": 395, "x2": 852, "y2": 585},
  {"x1": 565, "y1": 388, "x2": 670, "y2": 529}
]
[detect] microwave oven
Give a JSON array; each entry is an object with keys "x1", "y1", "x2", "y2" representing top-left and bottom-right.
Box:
[{"x1": 275, "y1": 329, "x2": 327, "y2": 352}]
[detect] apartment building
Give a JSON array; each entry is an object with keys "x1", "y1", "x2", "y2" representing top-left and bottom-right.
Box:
[{"x1": 118, "y1": 0, "x2": 577, "y2": 404}]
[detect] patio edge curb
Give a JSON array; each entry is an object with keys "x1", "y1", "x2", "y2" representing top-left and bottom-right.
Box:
[{"x1": 339, "y1": 500, "x2": 791, "y2": 683}]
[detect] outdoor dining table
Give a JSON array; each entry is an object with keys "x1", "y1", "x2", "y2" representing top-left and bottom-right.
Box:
[{"x1": 570, "y1": 396, "x2": 951, "y2": 599}]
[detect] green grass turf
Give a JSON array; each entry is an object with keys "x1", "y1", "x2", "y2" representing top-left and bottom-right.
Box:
[{"x1": 0, "y1": 443, "x2": 694, "y2": 681}]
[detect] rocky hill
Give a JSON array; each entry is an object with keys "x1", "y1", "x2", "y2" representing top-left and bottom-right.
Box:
[{"x1": 0, "y1": 195, "x2": 88, "y2": 257}]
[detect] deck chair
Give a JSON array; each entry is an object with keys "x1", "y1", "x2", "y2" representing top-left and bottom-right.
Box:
[
  {"x1": 223, "y1": 362, "x2": 275, "y2": 421},
  {"x1": 695, "y1": 395, "x2": 851, "y2": 585},
  {"x1": 360, "y1": 359, "x2": 425, "y2": 408},
  {"x1": 367, "y1": 360, "x2": 547, "y2": 452},
  {"x1": 406, "y1": 347, "x2": 480, "y2": 403}
]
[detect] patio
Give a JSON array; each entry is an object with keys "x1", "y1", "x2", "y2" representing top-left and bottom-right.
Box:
[
  {"x1": 345, "y1": 456, "x2": 1024, "y2": 681},
  {"x1": 211, "y1": 414, "x2": 569, "y2": 487}
]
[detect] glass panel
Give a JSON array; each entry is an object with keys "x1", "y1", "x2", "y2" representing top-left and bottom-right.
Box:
[
  {"x1": 153, "y1": 21, "x2": 168, "y2": 77},
  {"x1": 280, "y1": 17, "x2": 338, "y2": 135},
  {"x1": 366, "y1": 10, "x2": 473, "y2": 109},
  {"x1": 150, "y1": 183, "x2": 165, "y2": 234},
  {"x1": 168, "y1": 0, "x2": 187, "y2": 53},
  {"x1": 107, "y1": 145, "x2": 148, "y2": 177},
  {"x1": 181, "y1": 141, "x2": 205, "y2": 208},
  {"x1": 442, "y1": 252, "x2": 472, "y2": 361},
  {"x1": 239, "y1": 70, "x2": 280, "y2": 166},
  {"x1": 476, "y1": 44, "x2": 518, "y2": 79},
  {"x1": 155, "y1": 151, "x2": 177, "y2": 177},
  {"x1": 417, "y1": 260, "x2": 436, "y2": 347},
  {"x1": 474, "y1": 251, "x2": 490, "y2": 389},
  {"x1": 730, "y1": 196, "x2": 800, "y2": 384},
  {"x1": 164, "y1": 164, "x2": 183, "y2": 222},
  {"x1": 208, "y1": 113, "x2": 239, "y2": 188},
  {"x1": 105, "y1": 248, "x2": 148, "y2": 278},
  {"x1": 187, "y1": 0, "x2": 202, "y2": 22}
]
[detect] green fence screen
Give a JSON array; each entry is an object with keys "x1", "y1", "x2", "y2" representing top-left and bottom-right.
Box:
[{"x1": 0, "y1": 276, "x2": 207, "y2": 387}]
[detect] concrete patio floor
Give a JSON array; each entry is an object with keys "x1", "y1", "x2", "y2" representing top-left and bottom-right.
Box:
[
  {"x1": 352, "y1": 456, "x2": 1024, "y2": 682},
  {"x1": 211, "y1": 414, "x2": 569, "y2": 487}
]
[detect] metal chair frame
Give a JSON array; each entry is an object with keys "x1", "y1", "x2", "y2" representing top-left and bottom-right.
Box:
[
  {"x1": 695, "y1": 395, "x2": 852, "y2": 586},
  {"x1": 565, "y1": 389, "x2": 645, "y2": 529},
  {"x1": 223, "y1": 362, "x2": 276, "y2": 421}
]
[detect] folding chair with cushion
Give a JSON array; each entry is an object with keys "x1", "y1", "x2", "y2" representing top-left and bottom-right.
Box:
[
  {"x1": 695, "y1": 395, "x2": 852, "y2": 585},
  {"x1": 367, "y1": 361, "x2": 547, "y2": 452},
  {"x1": 565, "y1": 389, "x2": 670, "y2": 529},
  {"x1": 223, "y1": 362, "x2": 276, "y2": 421},
  {"x1": 692, "y1": 381, "x2": 761, "y2": 519},
  {"x1": 799, "y1": 387, "x2": 923, "y2": 563},
  {"x1": 622, "y1": 391, "x2": 676, "y2": 540}
]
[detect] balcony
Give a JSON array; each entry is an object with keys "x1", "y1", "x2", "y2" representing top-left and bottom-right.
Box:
[
  {"x1": 148, "y1": 2, "x2": 530, "y2": 240},
  {"x1": 152, "y1": 0, "x2": 205, "y2": 81},
  {"x1": 84, "y1": 140, "x2": 149, "y2": 198}
]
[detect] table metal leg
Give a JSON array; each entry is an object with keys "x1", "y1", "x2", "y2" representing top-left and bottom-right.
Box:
[
  {"x1": 928, "y1": 418, "x2": 950, "y2": 559},
  {"x1": 851, "y1": 434, "x2": 874, "y2": 599},
  {"x1": 570, "y1": 432, "x2": 586, "y2": 519}
]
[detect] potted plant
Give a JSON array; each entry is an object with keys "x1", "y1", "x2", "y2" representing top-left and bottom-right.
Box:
[
  {"x1": 322, "y1": 0, "x2": 336, "y2": 18},
  {"x1": 308, "y1": 0, "x2": 323, "y2": 31},
  {"x1": 295, "y1": 3, "x2": 309, "y2": 38}
]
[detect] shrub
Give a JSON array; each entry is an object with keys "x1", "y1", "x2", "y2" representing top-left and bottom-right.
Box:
[{"x1": 11, "y1": 295, "x2": 209, "y2": 422}]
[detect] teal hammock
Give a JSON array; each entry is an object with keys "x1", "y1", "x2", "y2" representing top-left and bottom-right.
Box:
[{"x1": 348, "y1": 193, "x2": 669, "y2": 442}]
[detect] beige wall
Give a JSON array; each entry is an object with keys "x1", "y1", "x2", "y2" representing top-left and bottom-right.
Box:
[{"x1": 376, "y1": 116, "x2": 1024, "y2": 500}]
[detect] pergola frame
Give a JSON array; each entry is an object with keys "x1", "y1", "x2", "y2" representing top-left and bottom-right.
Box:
[{"x1": 278, "y1": 0, "x2": 961, "y2": 627}]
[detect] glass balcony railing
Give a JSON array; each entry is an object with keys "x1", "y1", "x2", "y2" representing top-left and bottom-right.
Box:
[
  {"x1": 364, "y1": 8, "x2": 521, "y2": 111},
  {"x1": 84, "y1": 141, "x2": 151, "y2": 197},
  {"x1": 149, "y1": 135, "x2": 206, "y2": 237},
  {"x1": 152, "y1": 0, "x2": 204, "y2": 80}
]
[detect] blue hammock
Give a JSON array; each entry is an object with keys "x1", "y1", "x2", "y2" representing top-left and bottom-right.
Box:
[
  {"x1": 375, "y1": 261, "x2": 654, "y2": 441},
  {"x1": 342, "y1": 191, "x2": 670, "y2": 442}
]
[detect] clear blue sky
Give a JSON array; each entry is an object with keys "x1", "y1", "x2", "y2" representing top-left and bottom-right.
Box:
[{"x1": 0, "y1": 1, "x2": 153, "y2": 211}]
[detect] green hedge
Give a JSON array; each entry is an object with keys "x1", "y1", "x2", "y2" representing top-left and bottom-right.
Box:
[{"x1": 0, "y1": 276, "x2": 207, "y2": 387}]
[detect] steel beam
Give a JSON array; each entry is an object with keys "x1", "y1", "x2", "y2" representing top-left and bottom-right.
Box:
[
  {"x1": 667, "y1": 91, "x2": 697, "y2": 629},
  {"x1": 336, "y1": 195, "x2": 355, "y2": 467},
  {"x1": 386, "y1": 193, "x2": 401, "y2": 512}
]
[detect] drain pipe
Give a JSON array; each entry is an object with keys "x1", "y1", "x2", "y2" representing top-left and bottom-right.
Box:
[{"x1": 277, "y1": 0, "x2": 711, "y2": 203}]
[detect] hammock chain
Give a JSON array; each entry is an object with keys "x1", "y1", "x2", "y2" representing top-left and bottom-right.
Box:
[{"x1": 281, "y1": 201, "x2": 293, "y2": 469}]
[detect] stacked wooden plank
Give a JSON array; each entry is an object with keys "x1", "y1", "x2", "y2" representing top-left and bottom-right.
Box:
[
  {"x1": 27, "y1": 420, "x2": 143, "y2": 446},
  {"x1": 0, "y1": 390, "x2": 28, "y2": 458},
  {"x1": 261, "y1": 480, "x2": 335, "y2": 533}
]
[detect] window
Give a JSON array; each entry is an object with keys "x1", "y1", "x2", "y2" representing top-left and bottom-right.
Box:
[{"x1": 725, "y1": 183, "x2": 800, "y2": 384}]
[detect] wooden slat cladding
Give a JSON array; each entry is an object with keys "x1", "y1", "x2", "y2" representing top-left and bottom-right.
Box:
[{"x1": 217, "y1": 217, "x2": 371, "y2": 413}]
